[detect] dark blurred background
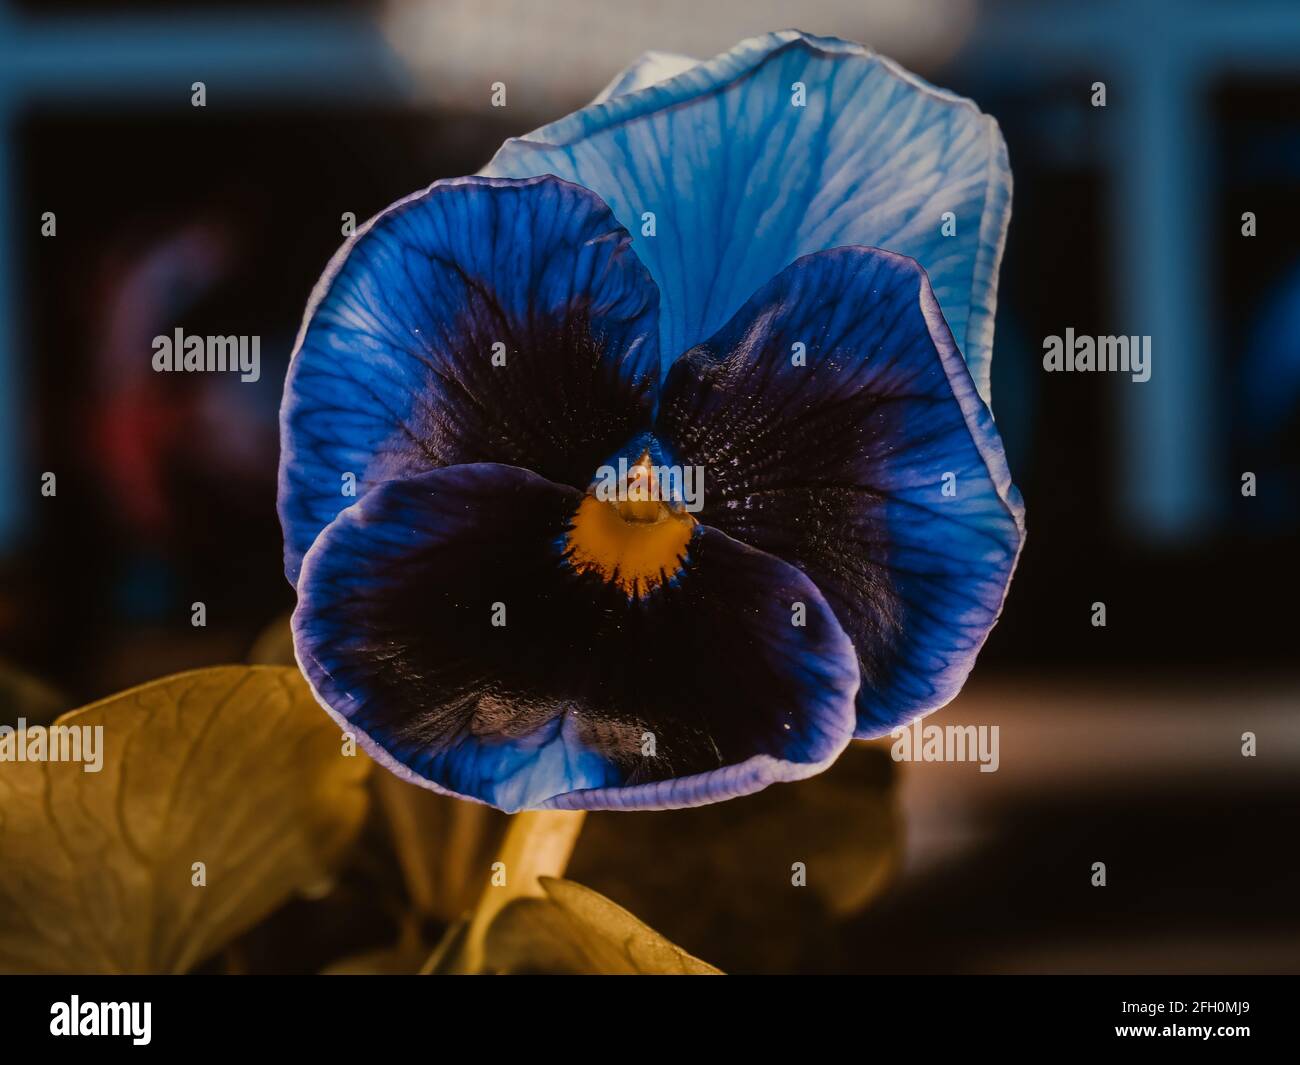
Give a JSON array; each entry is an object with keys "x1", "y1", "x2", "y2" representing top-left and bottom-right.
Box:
[{"x1": 0, "y1": 0, "x2": 1296, "y2": 972}]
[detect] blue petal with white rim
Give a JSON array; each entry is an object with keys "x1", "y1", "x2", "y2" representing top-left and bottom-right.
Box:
[
  {"x1": 292, "y1": 462, "x2": 860, "y2": 811},
  {"x1": 278, "y1": 175, "x2": 661, "y2": 584},
  {"x1": 655, "y1": 246, "x2": 1024, "y2": 737}
]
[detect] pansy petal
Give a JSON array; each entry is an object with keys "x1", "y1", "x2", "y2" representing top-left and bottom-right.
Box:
[
  {"x1": 292, "y1": 463, "x2": 858, "y2": 813},
  {"x1": 278, "y1": 175, "x2": 660, "y2": 584},
  {"x1": 656, "y1": 247, "x2": 1024, "y2": 737},
  {"x1": 590, "y1": 50, "x2": 699, "y2": 104},
  {"x1": 485, "y1": 30, "x2": 1011, "y2": 404}
]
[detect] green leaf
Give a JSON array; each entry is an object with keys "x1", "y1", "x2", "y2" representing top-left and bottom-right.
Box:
[
  {"x1": 482, "y1": 877, "x2": 721, "y2": 975},
  {"x1": 0, "y1": 665, "x2": 370, "y2": 974}
]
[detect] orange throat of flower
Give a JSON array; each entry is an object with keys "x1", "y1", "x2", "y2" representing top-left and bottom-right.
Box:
[{"x1": 564, "y1": 493, "x2": 696, "y2": 598}]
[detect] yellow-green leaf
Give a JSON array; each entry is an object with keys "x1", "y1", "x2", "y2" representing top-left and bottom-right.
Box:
[
  {"x1": 373, "y1": 770, "x2": 506, "y2": 922},
  {"x1": 568, "y1": 742, "x2": 899, "y2": 972},
  {"x1": 483, "y1": 877, "x2": 721, "y2": 975},
  {"x1": 0, "y1": 665, "x2": 370, "y2": 974}
]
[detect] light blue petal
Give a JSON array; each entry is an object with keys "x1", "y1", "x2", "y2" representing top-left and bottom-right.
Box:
[
  {"x1": 590, "y1": 50, "x2": 699, "y2": 104},
  {"x1": 485, "y1": 29, "x2": 1012, "y2": 406}
]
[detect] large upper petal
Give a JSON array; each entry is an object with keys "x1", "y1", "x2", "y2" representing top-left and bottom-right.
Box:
[
  {"x1": 589, "y1": 50, "x2": 699, "y2": 104},
  {"x1": 484, "y1": 30, "x2": 1012, "y2": 404},
  {"x1": 291, "y1": 463, "x2": 858, "y2": 812},
  {"x1": 278, "y1": 175, "x2": 660, "y2": 584},
  {"x1": 655, "y1": 247, "x2": 1024, "y2": 737}
]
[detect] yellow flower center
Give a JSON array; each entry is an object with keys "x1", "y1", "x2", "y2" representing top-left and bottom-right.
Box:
[{"x1": 564, "y1": 454, "x2": 696, "y2": 597}]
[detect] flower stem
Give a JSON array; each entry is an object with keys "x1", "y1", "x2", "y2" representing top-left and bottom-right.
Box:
[{"x1": 457, "y1": 809, "x2": 587, "y2": 973}]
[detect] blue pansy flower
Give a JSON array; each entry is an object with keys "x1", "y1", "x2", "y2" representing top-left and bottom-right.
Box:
[{"x1": 279, "y1": 31, "x2": 1024, "y2": 813}]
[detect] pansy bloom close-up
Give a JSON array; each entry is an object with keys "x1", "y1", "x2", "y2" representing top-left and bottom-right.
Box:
[
  {"x1": 6, "y1": 0, "x2": 1298, "y2": 1003},
  {"x1": 279, "y1": 30, "x2": 1025, "y2": 814}
]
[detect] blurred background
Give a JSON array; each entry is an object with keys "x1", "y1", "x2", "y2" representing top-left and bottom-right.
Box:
[{"x1": 0, "y1": 0, "x2": 1296, "y2": 973}]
